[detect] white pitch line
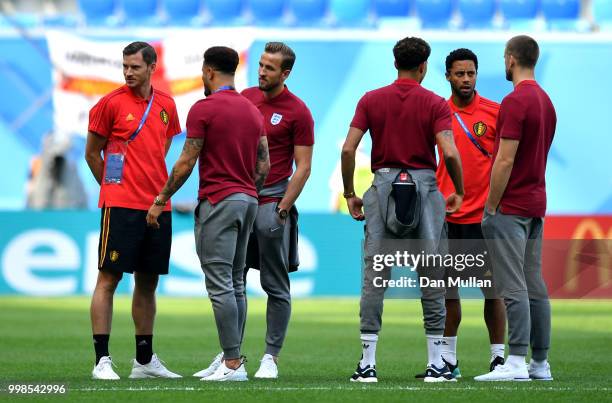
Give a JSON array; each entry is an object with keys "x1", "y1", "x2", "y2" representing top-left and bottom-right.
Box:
[{"x1": 67, "y1": 386, "x2": 610, "y2": 392}]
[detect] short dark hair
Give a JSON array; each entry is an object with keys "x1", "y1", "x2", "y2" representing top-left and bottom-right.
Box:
[
  {"x1": 123, "y1": 41, "x2": 157, "y2": 65},
  {"x1": 393, "y1": 37, "x2": 431, "y2": 71},
  {"x1": 446, "y1": 48, "x2": 478, "y2": 72},
  {"x1": 506, "y1": 35, "x2": 539, "y2": 68},
  {"x1": 203, "y1": 46, "x2": 239, "y2": 75},
  {"x1": 264, "y1": 41, "x2": 296, "y2": 71}
]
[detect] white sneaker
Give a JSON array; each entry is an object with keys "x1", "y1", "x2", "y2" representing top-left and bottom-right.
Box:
[
  {"x1": 528, "y1": 359, "x2": 553, "y2": 380},
  {"x1": 193, "y1": 352, "x2": 223, "y2": 378},
  {"x1": 254, "y1": 354, "x2": 278, "y2": 379},
  {"x1": 201, "y1": 359, "x2": 248, "y2": 382},
  {"x1": 129, "y1": 354, "x2": 182, "y2": 379},
  {"x1": 474, "y1": 363, "x2": 531, "y2": 381},
  {"x1": 92, "y1": 356, "x2": 120, "y2": 380}
]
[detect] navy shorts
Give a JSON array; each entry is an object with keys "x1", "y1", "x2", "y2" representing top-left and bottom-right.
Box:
[{"x1": 98, "y1": 207, "x2": 172, "y2": 275}]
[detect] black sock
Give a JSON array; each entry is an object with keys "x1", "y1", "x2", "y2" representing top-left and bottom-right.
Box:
[
  {"x1": 135, "y1": 335, "x2": 153, "y2": 365},
  {"x1": 93, "y1": 334, "x2": 110, "y2": 365}
]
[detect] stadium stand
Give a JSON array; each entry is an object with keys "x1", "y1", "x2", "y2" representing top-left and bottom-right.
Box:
[
  {"x1": 458, "y1": 0, "x2": 498, "y2": 29},
  {"x1": 288, "y1": 0, "x2": 328, "y2": 26},
  {"x1": 77, "y1": 0, "x2": 120, "y2": 26},
  {"x1": 415, "y1": 0, "x2": 454, "y2": 29},
  {"x1": 499, "y1": 0, "x2": 545, "y2": 31},
  {"x1": 205, "y1": 0, "x2": 245, "y2": 25},
  {"x1": 121, "y1": 0, "x2": 163, "y2": 27},
  {"x1": 249, "y1": 0, "x2": 286, "y2": 26},
  {"x1": 330, "y1": 0, "x2": 371, "y2": 26},
  {"x1": 163, "y1": 0, "x2": 203, "y2": 26},
  {"x1": 374, "y1": 0, "x2": 412, "y2": 17},
  {"x1": 542, "y1": 0, "x2": 589, "y2": 31}
]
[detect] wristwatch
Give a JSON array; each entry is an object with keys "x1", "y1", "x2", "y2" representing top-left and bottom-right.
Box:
[
  {"x1": 276, "y1": 206, "x2": 288, "y2": 220},
  {"x1": 343, "y1": 191, "x2": 356, "y2": 199},
  {"x1": 153, "y1": 196, "x2": 167, "y2": 207}
]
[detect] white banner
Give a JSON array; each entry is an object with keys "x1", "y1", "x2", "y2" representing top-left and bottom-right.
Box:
[{"x1": 46, "y1": 30, "x2": 254, "y2": 140}]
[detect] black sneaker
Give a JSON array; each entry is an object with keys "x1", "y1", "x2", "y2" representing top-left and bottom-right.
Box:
[
  {"x1": 490, "y1": 356, "x2": 505, "y2": 372},
  {"x1": 416, "y1": 359, "x2": 460, "y2": 379},
  {"x1": 350, "y1": 363, "x2": 377, "y2": 383},
  {"x1": 442, "y1": 358, "x2": 461, "y2": 378},
  {"x1": 423, "y1": 364, "x2": 457, "y2": 382}
]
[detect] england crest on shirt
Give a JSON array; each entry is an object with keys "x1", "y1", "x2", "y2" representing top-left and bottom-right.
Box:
[{"x1": 270, "y1": 113, "x2": 283, "y2": 125}]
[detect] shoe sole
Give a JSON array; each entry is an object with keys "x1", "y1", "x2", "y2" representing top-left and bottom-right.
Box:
[
  {"x1": 254, "y1": 375, "x2": 278, "y2": 379},
  {"x1": 129, "y1": 372, "x2": 182, "y2": 379},
  {"x1": 530, "y1": 377, "x2": 553, "y2": 381},
  {"x1": 350, "y1": 377, "x2": 378, "y2": 383},
  {"x1": 424, "y1": 377, "x2": 457, "y2": 383},
  {"x1": 92, "y1": 376, "x2": 120, "y2": 380},
  {"x1": 474, "y1": 377, "x2": 532, "y2": 382}
]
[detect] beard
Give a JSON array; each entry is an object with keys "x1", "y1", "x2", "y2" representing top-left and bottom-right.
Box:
[
  {"x1": 204, "y1": 86, "x2": 211, "y2": 97},
  {"x1": 505, "y1": 68, "x2": 513, "y2": 82}
]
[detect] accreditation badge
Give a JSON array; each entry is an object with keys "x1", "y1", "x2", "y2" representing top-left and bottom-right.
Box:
[{"x1": 104, "y1": 140, "x2": 128, "y2": 184}]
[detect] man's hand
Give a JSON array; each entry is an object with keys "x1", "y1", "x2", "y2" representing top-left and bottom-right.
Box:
[
  {"x1": 484, "y1": 201, "x2": 498, "y2": 216},
  {"x1": 146, "y1": 204, "x2": 164, "y2": 229},
  {"x1": 445, "y1": 192, "x2": 464, "y2": 215},
  {"x1": 346, "y1": 196, "x2": 365, "y2": 221}
]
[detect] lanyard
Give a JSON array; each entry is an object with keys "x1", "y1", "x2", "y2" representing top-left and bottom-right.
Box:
[
  {"x1": 129, "y1": 92, "x2": 155, "y2": 142},
  {"x1": 454, "y1": 112, "x2": 491, "y2": 158},
  {"x1": 214, "y1": 85, "x2": 235, "y2": 93}
]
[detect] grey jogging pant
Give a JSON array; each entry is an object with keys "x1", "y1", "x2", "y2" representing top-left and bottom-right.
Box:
[
  {"x1": 481, "y1": 211, "x2": 550, "y2": 360},
  {"x1": 195, "y1": 193, "x2": 258, "y2": 359}
]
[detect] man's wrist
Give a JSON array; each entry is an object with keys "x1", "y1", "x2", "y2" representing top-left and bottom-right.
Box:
[
  {"x1": 343, "y1": 190, "x2": 356, "y2": 199},
  {"x1": 154, "y1": 195, "x2": 167, "y2": 206}
]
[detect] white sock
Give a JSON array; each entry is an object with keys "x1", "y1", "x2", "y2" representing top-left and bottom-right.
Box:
[
  {"x1": 490, "y1": 344, "x2": 505, "y2": 361},
  {"x1": 359, "y1": 334, "x2": 378, "y2": 367},
  {"x1": 506, "y1": 354, "x2": 526, "y2": 368},
  {"x1": 426, "y1": 334, "x2": 445, "y2": 368},
  {"x1": 441, "y1": 336, "x2": 457, "y2": 365}
]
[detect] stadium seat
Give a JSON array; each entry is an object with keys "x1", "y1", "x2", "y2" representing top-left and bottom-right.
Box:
[
  {"x1": 249, "y1": 0, "x2": 285, "y2": 25},
  {"x1": 206, "y1": 0, "x2": 245, "y2": 25},
  {"x1": 541, "y1": 0, "x2": 588, "y2": 31},
  {"x1": 593, "y1": 0, "x2": 612, "y2": 31},
  {"x1": 499, "y1": 0, "x2": 544, "y2": 31},
  {"x1": 374, "y1": 0, "x2": 411, "y2": 17},
  {"x1": 288, "y1": 0, "x2": 327, "y2": 26},
  {"x1": 330, "y1": 0, "x2": 370, "y2": 27},
  {"x1": 78, "y1": 0, "x2": 120, "y2": 26},
  {"x1": 164, "y1": 0, "x2": 204, "y2": 26},
  {"x1": 415, "y1": 0, "x2": 454, "y2": 29},
  {"x1": 121, "y1": 0, "x2": 163, "y2": 26},
  {"x1": 458, "y1": 0, "x2": 497, "y2": 29}
]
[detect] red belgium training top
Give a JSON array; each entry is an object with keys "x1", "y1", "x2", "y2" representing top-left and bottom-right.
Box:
[{"x1": 89, "y1": 85, "x2": 182, "y2": 211}]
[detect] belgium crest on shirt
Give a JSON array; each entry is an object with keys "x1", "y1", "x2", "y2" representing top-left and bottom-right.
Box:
[
  {"x1": 473, "y1": 121, "x2": 487, "y2": 137},
  {"x1": 160, "y1": 109, "x2": 169, "y2": 125},
  {"x1": 270, "y1": 113, "x2": 283, "y2": 125}
]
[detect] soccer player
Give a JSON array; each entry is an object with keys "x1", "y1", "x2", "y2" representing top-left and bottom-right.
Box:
[
  {"x1": 147, "y1": 46, "x2": 270, "y2": 382},
  {"x1": 85, "y1": 41, "x2": 182, "y2": 380},
  {"x1": 194, "y1": 42, "x2": 314, "y2": 380},
  {"x1": 475, "y1": 35, "x2": 556, "y2": 381},
  {"x1": 426, "y1": 48, "x2": 507, "y2": 377},
  {"x1": 342, "y1": 37, "x2": 464, "y2": 383}
]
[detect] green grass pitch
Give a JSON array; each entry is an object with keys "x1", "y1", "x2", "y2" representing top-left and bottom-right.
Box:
[{"x1": 0, "y1": 297, "x2": 611, "y2": 402}]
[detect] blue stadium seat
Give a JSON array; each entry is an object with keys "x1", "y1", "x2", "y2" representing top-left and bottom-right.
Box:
[
  {"x1": 249, "y1": 0, "x2": 285, "y2": 25},
  {"x1": 458, "y1": 0, "x2": 496, "y2": 29},
  {"x1": 289, "y1": 0, "x2": 327, "y2": 25},
  {"x1": 78, "y1": 0, "x2": 120, "y2": 26},
  {"x1": 206, "y1": 0, "x2": 245, "y2": 25},
  {"x1": 499, "y1": 0, "x2": 543, "y2": 31},
  {"x1": 164, "y1": 0, "x2": 203, "y2": 26},
  {"x1": 374, "y1": 0, "x2": 411, "y2": 17},
  {"x1": 593, "y1": 0, "x2": 612, "y2": 31},
  {"x1": 121, "y1": 0, "x2": 162, "y2": 26},
  {"x1": 542, "y1": 0, "x2": 587, "y2": 31},
  {"x1": 415, "y1": 0, "x2": 454, "y2": 29},
  {"x1": 330, "y1": 0, "x2": 370, "y2": 26}
]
